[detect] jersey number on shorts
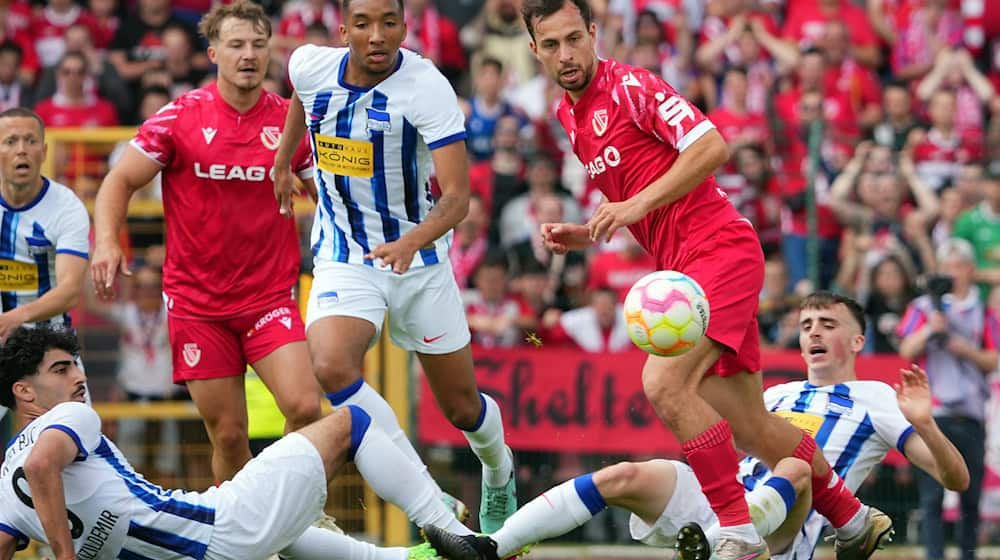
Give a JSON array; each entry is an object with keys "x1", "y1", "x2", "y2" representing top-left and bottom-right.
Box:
[{"x1": 12, "y1": 466, "x2": 85, "y2": 538}]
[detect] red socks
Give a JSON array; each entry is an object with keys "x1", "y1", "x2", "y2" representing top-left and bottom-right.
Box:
[
  {"x1": 682, "y1": 420, "x2": 752, "y2": 526},
  {"x1": 792, "y1": 432, "x2": 861, "y2": 527}
]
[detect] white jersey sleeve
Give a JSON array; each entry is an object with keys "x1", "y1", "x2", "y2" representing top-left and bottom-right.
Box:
[
  {"x1": 288, "y1": 44, "x2": 343, "y2": 95},
  {"x1": 35, "y1": 401, "x2": 102, "y2": 458},
  {"x1": 51, "y1": 189, "x2": 90, "y2": 259},
  {"x1": 855, "y1": 381, "x2": 915, "y2": 453},
  {"x1": 406, "y1": 59, "x2": 467, "y2": 150}
]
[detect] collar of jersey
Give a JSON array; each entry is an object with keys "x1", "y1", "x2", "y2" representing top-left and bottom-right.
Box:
[
  {"x1": 337, "y1": 50, "x2": 405, "y2": 93},
  {"x1": 563, "y1": 58, "x2": 607, "y2": 111},
  {"x1": 0, "y1": 177, "x2": 49, "y2": 212},
  {"x1": 207, "y1": 82, "x2": 271, "y2": 119}
]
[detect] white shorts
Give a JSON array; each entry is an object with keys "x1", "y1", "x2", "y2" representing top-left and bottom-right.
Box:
[
  {"x1": 306, "y1": 260, "x2": 471, "y2": 354},
  {"x1": 205, "y1": 433, "x2": 327, "y2": 560},
  {"x1": 629, "y1": 460, "x2": 718, "y2": 547}
]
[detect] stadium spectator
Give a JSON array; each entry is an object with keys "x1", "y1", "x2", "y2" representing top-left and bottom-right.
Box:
[
  {"x1": 931, "y1": 186, "x2": 969, "y2": 248},
  {"x1": 585, "y1": 229, "x2": 656, "y2": 303},
  {"x1": 708, "y1": 67, "x2": 770, "y2": 154},
  {"x1": 34, "y1": 52, "x2": 119, "y2": 128},
  {"x1": 88, "y1": 0, "x2": 120, "y2": 51},
  {"x1": 630, "y1": 9, "x2": 693, "y2": 97},
  {"x1": 758, "y1": 257, "x2": 798, "y2": 349},
  {"x1": 461, "y1": 0, "x2": 537, "y2": 86},
  {"x1": 891, "y1": 0, "x2": 964, "y2": 80},
  {"x1": 31, "y1": 0, "x2": 100, "y2": 69},
  {"x1": 464, "y1": 57, "x2": 522, "y2": 163},
  {"x1": 0, "y1": 9, "x2": 36, "y2": 85},
  {"x1": 899, "y1": 237, "x2": 994, "y2": 560},
  {"x1": 545, "y1": 287, "x2": 631, "y2": 352},
  {"x1": 160, "y1": 23, "x2": 209, "y2": 98},
  {"x1": 465, "y1": 252, "x2": 534, "y2": 348},
  {"x1": 871, "y1": 81, "x2": 923, "y2": 153},
  {"x1": 403, "y1": 0, "x2": 467, "y2": 82},
  {"x1": 861, "y1": 254, "x2": 917, "y2": 354},
  {"x1": 908, "y1": 89, "x2": 983, "y2": 192},
  {"x1": 915, "y1": 47, "x2": 996, "y2": 144},
  {"x1": 35, "y1": 24, "x2": 132, "y2": 122},
  {"x1": 451, "y1": 193, "x2": 490, "y2": 290},
  {"x1": 498, "y1": 155, "x2": 581, "y2": 249},
  {"x1": 470, "y1": 113, "x2": 525, "y2": 224},
  {"x1": 274, "y1": 0, "x2": 340, "y2": 55},
  {"x1": 0, "y1": 41, "x2": 32, "y2": 112},
  {"x1": 108, "y1": 0, "x2": 205, "y2": 99},
  {"x1": 954, "y1": 169, "x2": 1000, "y2": 291},
  {"x1": 731, "y1": 146, "x2": 782, "y2": 256},
  {"x1": 782, "y1": 0, "x2": 881, "y2": 68},
  {"x1": 817, "y1": 20, "x2": 881, "y2": 131},
  {"x1": 85, "y1": 261, "x2": 181, "y2": 479}
]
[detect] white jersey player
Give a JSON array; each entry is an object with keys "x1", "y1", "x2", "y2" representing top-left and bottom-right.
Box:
[
  {"x1": 274, "y1": 0, "x2": 515, "y2": 533},
  {"x1": 423, "y1": 292, "x2": 970, "y2": 560},
  {"x1": 0, "y1": 326, "x2": 470, "y2": 560}
]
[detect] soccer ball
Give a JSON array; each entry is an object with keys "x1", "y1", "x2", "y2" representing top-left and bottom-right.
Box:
[{"x1": 624, "y1": 270, "x2": 710, "y2": 357}]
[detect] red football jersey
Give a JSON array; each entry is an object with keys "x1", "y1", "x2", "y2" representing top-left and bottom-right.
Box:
[
  {"x1": 130, "y1": 84, "x2": 313, "y2": 319},
  {"x1": 556, "y1": 59, "x2": 744, "y2": 265}
]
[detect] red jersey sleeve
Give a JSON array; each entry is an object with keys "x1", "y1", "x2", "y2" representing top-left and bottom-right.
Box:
[
  {"x1": 292, "y1": 134, "x2": 313, "y2": 178},
  {"x1": 614, "y1": 69, "x2": 716, "y2": 153},
  {"x1": 130, "y1": 100, "x2": 181, "y2": 166}
]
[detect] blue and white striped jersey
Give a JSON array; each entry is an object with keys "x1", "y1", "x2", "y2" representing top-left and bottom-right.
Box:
[
  {"x1": 0, "y1": 178, "x2": 89, "y2": 329},
  {"x1": 739, "y1": 381, "x2": 914, "y2": 560},
  {"x1": 0, "y1": 402, "x2": 216, "y2": 560},
  {"x1": 288, "y1": 45, "x2": 467, "y2": 269}
]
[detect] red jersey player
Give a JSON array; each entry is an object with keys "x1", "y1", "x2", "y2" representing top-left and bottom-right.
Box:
[
  {"x1": 90, "y1": 2, "x2": 325, "y2": 486},
  {"x1": 522, "y1": 2, "x2": 892, "y2": 560}
]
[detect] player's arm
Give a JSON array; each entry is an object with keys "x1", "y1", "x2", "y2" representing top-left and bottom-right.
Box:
[
  {"x1": 367, "y1": 141, "x2": 470, "y2": 274},
  {"x1": 92, "y1": 146, "x2": 162, "y2": 298},
  {"x1": 274, "y1": 90, "x2": 308, "y2": 217},
  {"x1": 896, "y1": 364, "x2": 970, "y2": 491},
  {"x1": 0, "y1": 254, "x2": 87, "y2": 341},
  {"x1": 0, "y1": 532, "x2": 16, "y2": 560},
  {"x1": 588, "y1": 127, "x2": 729, "y2": 242},
  {"x1": 23, "y1": 429, "x2": 81, "y2": 560}
]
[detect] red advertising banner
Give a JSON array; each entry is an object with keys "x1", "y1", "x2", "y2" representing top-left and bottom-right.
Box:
[{"x1": 417, "y1": 347, "x2": 910, "y2": 461}]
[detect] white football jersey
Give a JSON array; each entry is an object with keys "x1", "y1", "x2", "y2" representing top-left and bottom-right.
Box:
[
  {"x1": 739, "y1": 381, "x2": 914, "y2": 560},
  {"x1": 0, "y1": 402, "x2": 216, "y2": 559},
  {"x1": 0, "y1": 178, "x2": 89, "y2": 329},
  {"x1": 288, "y1": 45, "x2": 466, "y2": 269}
]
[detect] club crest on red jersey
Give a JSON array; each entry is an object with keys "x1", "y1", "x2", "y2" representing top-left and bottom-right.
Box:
[
  {"x1": 592, "y1": 109, "x2": 608, "y2": 136},
  {"x1": 260, "y1": 126, "x2": 281, "y2": 150}
]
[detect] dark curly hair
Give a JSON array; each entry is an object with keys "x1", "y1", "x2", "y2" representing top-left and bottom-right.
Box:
[{"x1": 0, "y1": 327, "x2": 80, "y2": 409}]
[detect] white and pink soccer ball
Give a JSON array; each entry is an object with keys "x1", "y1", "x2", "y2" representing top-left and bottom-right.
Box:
[{"x1": 624, "y1": 270, "x2": 710, "y2": 357}]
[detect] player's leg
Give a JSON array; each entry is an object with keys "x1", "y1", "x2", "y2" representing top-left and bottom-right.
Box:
[
  {"x1": 187, "y1": 376, "x2": 252, "y2": 481},
  {"x1": 640, "y1": 338, "x2": 763, "y2": 552},
  {"x1": 245, "y1": 306, "x2": 323, "y2": 432},
  {"x1": 391, "y1": 264, "x2": 513, "y2": 532},
  {"x1": 755, "y1": 458, "x2": 812, "y2": 554},
  {"x1": 698, "y1": 371, "x2": 879, "y2": 552},
  {"x1": 170, "y1": 314, "x2": 252, "y2": 482}
]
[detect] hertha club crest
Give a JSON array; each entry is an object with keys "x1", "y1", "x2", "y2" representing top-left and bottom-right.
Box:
[
  {"x1": 260, "y1": 126, "x2": 281, "y2": 150},
  {"x1": 592, "y1": 109, "x2": 608, "y2": 136}
]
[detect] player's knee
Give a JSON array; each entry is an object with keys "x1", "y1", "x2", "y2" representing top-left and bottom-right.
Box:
[
  {"x1": 311, "y1": 353, "x2": 362, "y2": 391},
  {"x1": 593, "y1": 462, "x2": 643, "y2": 501},
  {"x1": 211, "y1": 423, "x2": 249, "y2": 455},
  {"x1": 282, "y1": 396, "x2": 323, "y2": 429},
  {"x1": 775, "y1": 457, "x2": 812, "y2": 495},
  {"x1": 444, "y1": 398, "x2": 483, "y2": 431}
]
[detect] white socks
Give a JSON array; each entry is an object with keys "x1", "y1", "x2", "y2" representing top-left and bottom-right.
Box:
[
  {"x1": 461, "y1": 394, "x2": 512, "y2": 487},
  {"x1": 836, "y1": 505, "x2": 870, "y2": 540},
  {"x1": 492, "y1": 475, "x2": 606, "y2": 558},
  {"x1": 348, "y1": 406, "x2": 472, "y2": 536},
  {"x1": 279, "y1": 526, "x2": 408, "y2": 560},
  {"x1": 334, "y1": 381, "x2": 443, "y2": 493},
  {"x1": 706, "y1": 476, "x2": 797, "y2": 547}
]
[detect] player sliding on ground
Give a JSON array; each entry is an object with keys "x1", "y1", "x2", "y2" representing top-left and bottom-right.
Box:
[
  {"x1": 425, "y1": 292, "x2": 968, "y2": 560},
  {"x1": 523, "y1": 1, "x2": 890, "y2": 558},
  {"x1": 0, "y1": 326, "x2": 476, "y2": 560}
]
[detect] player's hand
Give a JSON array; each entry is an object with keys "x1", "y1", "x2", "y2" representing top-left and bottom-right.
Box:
[
  {"x1": 90, "y1": 241, "x2": 131, "y2": 300},
  {"x1": 0, "y1": 309, "x2": 25, "y2": 343},
  {"x1": 273, "y1": 164, "x2": 297, "y2": 218},
  {"x1": 895, "y1": 363, "x2": 933, "y2": 426},
  {"x1": 586, "y1": 199, "x2": 645, "y2": 243},
  {"x1": 366, "y1": 239, "x2": 418, "y2": 274},
  {"x1": 540, "y1": 222, "x2": 592, "y2": 254}
]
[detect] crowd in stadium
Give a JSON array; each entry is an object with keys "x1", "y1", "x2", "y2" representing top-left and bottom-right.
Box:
[{"x1": 1, "y1": 0, "x2": 1000, "y2": 555}]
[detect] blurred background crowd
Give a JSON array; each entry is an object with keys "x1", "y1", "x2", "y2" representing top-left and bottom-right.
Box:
[{"x1": 6, "y1": 0, "x2": 1000, "y2": 554}]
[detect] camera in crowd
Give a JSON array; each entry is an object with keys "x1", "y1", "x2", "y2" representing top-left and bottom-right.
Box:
[{"x1": 924, "y1": 273, "x2": 954, "y2": 345}]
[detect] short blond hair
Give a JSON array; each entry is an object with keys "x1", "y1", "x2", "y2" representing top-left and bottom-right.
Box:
[{"x1": 198, "y1": 0, "x2": 272, "y2": 43}]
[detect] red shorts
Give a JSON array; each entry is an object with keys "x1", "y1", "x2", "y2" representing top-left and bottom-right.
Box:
[
  {"x1": 664, "y1": 219, "x2": 763, "y2": 377},
  {"x1": 168, "y1": 304, "x2": 306, "y2": 384}
]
